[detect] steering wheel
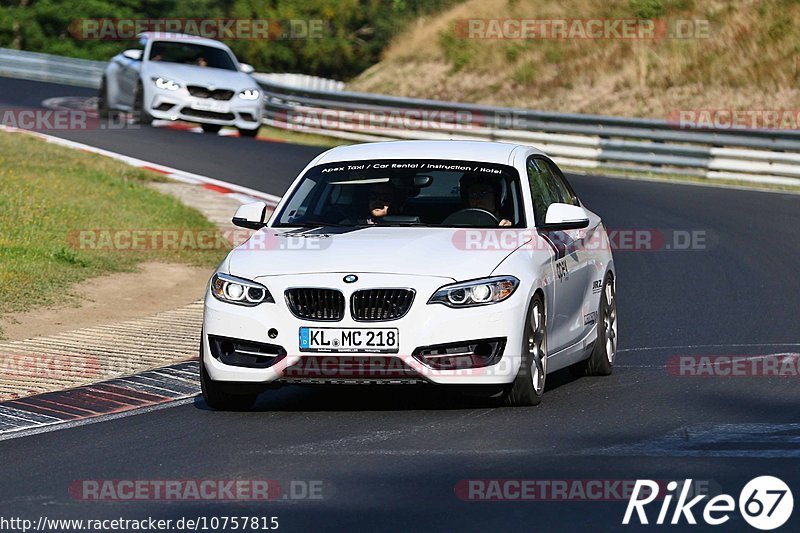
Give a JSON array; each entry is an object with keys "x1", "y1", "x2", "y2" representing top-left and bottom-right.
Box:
[{"x1": 441, "y1": 208, "x2": 500, "y2": 226}]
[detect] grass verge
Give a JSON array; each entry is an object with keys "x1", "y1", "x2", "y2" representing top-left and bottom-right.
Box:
[
  {"x1": 253, "y1": 125, "x2": 345, "y2": 148},
  {"x1": 0, "y1": 131, "x2": 227, "y2": 328}
]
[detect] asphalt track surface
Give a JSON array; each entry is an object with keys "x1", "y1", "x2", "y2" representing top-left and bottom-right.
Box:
[{"x1": 1, "y1": 76, "x2": 800, "y2": 531}]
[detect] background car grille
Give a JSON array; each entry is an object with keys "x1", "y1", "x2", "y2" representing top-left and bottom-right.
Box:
[
  {"x1": 186, "y1": 86, "x2": 234, "y2": 100},
  {"x1": 351, "y1": 289, "x2": 415, "y2": 321},
  {"x1": 285, "y1": 288, "x2": 345, "y2": 321},
  {"x1": 180, "y1": 108, "x2": 236, "y2": 121}
]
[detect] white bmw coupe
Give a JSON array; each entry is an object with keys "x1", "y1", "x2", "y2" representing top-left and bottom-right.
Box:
[
  {"x1": 201, "y1": 140, "x2": 617, "y2": 409},
  {"x1": 99, "y1": 32, "x2": 263, "y2": 136}
]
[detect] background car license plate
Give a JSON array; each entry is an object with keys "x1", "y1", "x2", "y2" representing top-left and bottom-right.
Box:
[
  {"x1": 191, "y1": 100, "x2": 230, "y2": 113},
  {"x1": 299, "y1": 327, "x2": 399, "y2": 353}
]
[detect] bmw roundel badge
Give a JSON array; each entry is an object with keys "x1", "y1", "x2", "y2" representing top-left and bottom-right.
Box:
[{"x1": 343, "y1": 274, "x2": 358, "y2": 283}]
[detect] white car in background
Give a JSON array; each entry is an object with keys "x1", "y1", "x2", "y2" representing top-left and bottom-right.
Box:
[
  {"x1": 99, "y1": 32, "x2": 263, "y2": 137},
  {"x1": 201, "y1": 140, "x2": 617, "y2": 409}
]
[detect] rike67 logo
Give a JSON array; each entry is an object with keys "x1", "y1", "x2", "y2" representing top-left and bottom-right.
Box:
[{"x1": 624, "y1": 476, "x2": 793, "y2": 530}]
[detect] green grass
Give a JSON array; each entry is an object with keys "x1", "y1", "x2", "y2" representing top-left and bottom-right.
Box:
[
  {"x1": 251, "y1": 124, "x2": 345, "y2": 148},
  {"x1": 0, "y1": 132, "x2": 227, "y2": 324}
]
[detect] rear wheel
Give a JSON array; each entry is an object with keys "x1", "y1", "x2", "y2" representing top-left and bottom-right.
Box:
[
  {"x1": 503, "y1": 294, "x2": 547, "y2": 407},
  {"x1": 237, "y1": 126, "x2": 259, "y2": 138},
  {"x1": 201, "y1": 124, "x2": 222, "y2": 134},
  {"x1": 97, "y1": 78, "x2": 110, "y2": 120},
  {"x1": 200, "y1": 337, "x2": 259, "y2": 411},
  {"x1": 571, "y1": 272, "x2": 617, "y2": 377},
  {"x1": 133, "y1": 81, "x2": 153, "y2": 126}
]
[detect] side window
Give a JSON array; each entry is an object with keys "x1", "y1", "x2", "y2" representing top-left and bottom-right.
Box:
[
  {"x1": 527, "y1": 157, "x2": 563, "y2": 225},
  {"x1": 543, "y1": 159, "x2": 579, "y2": 206}
]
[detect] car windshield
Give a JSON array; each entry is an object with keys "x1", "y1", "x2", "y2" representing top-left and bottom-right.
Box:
[
  {"x1": 274, "y1": 159, "x2": 525, "y2": 228},
  {"x1": 148, "y1": 41, "x2": 237, "y2": 71}
]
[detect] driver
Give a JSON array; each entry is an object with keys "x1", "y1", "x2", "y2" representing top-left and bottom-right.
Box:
[
  {"x1": 366, "y1": 182, "x2": 397, "y2": 224},
  {"x1": 460, "y1": 175, "x2": 512, "y2": 227}
]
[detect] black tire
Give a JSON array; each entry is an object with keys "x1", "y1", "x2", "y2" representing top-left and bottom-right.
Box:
[
  {"x1": 571, "y1": 272, "x2": 617, "y2": 377},
  {"x1": 201, "y1": 124, "x2": 222, "y2": 134},
  {"x1": 237, "y1": 126, "x2": 259, "y2": 138},
  {"x1": 133, "y1": 81, "x2": 153, "y2": 126},
  {"x1": 97, "y1": 78, "x2": 110, "y2": 120},
  {"x1": 199, "y1": 338, "x2": 259, "y2": 411},
  {"x1": 503, "y1": 294, "x2": 547, "y2": 407}
]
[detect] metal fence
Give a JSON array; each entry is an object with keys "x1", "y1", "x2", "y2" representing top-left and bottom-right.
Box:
[
  {"x1": 257, "y1": 81, "x2": 800, "y2": 186},
  {"x1": 1, "y1": 47, "x2": 798, "y2": 185},
  {"x1": 0, "y1": 47, "x2": 344, "y2": 92}
]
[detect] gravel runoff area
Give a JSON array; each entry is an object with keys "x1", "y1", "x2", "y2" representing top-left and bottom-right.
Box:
[{"x1": 0, "y1": 182, "x2": 260, "y2": 401}]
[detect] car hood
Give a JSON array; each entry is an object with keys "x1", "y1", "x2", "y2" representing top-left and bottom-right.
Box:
[
  {"x1": 227, "y1": 226, "x2": 530, "y2": 281},
  {"x1": 144, "y1": 62, "x2": 256, "y2": 89}
]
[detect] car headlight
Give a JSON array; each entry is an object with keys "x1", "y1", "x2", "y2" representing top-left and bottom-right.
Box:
[
  {"x1": 152, "y1": 77, "x2": 180, "y2": 91},
  {"x1": 210, "y1": 273, "x2": 274, "y2": 306},
  {"x1": 428, "y1": 276, "x2": 519, "y2": 308},
  {"x1": 238, "y1": 88, "x2": 260, "y2": 100}
]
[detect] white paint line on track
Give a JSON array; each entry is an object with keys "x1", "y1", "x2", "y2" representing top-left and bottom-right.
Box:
[
  {"x1": 588, "y1": 422, "x2": 800, "y2": 458},
  {"x1": 618, "y1": 343, "x2": 800, "y2": 353}
]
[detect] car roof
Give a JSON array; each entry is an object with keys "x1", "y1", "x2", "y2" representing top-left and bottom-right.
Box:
[
  {"x1": 138, "y1": 32, "x2": 231, "y2": 49},
  {"x1": 315, "y1": 140, "x2": 544, "y2": 166}
]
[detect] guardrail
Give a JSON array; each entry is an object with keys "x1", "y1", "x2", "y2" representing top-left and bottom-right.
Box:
[
  {"x1": 257, "y1": 80, "x2": 800, "y2": 186},
  {"x1": 0, "y1": 47, "x2": 344, "y2": 91},
  {"x1": 1, "y1": 47, "x2": 798, "y2": 185}
]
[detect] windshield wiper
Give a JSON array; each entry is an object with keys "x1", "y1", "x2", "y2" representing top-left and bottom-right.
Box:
[
  {"x1": 373, "y1": 223, "x2": 433, "y2": 227},
  {"x1": 280, "y1": 221, "x2": 352, "y2": 228}
]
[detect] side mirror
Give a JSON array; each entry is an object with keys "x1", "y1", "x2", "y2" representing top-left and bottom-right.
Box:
[
  {"x1": 232, "y1": 201, "x2": 268, "y2": 229},
  {"x1": 122, "y1": 49, "x2": 143, "y2": 61},
  {"x1": 540, "y1": 203, "x2": 590, "y2": 231},
  {"x1": 239, "y1": 63, "x2": 255, "y2": 74}
]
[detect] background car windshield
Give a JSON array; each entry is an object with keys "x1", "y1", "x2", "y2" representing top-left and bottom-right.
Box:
[
  {"x1": 275, "y1": 160, "x2": 525, "y2": 227},
  {"x1": 148, "y1": 41, "x2": 237, "y2": 71}
]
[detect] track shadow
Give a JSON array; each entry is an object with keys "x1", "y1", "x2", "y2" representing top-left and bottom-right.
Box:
[{"x1": 193, "y1": 366, "x2": 586, "y2": 412}]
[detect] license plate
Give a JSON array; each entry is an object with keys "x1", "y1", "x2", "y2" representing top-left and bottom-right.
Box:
[
  {"x1": 299, "y1": 327, "x2": 399, "y2": 353},
  {"x1": 191, "y1": 99, "x2": 230, "y2": 113}
]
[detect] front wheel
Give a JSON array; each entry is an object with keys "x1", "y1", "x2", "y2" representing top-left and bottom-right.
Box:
[
  {"x1": 571, "y1": 272, "x2": 617, "y2": 377},
  {"x1": 201, "y1": 124, "x2": 222, "y2": 134},
  {"x1": 237, "y1": 126, "x2": 259, "y2": 138},
  {"x1": 503, "y1": 294, "x2": 547, "y2": 407},
  {"x1": 97, "y1": 78, "x2": 110, "y2": 120},
  {"x1": 133, "y1": 81, "x2": 153, "y2": 126}
]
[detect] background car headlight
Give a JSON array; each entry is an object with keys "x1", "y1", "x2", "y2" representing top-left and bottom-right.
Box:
[
  {"x1": 238, "y1": 88, "x2": 260, "y2": 100},
  {"x1": 152, "y1": 77, "x2": 180, "y2": 91},
  {"x1": 211, "y1": 273, "x2": 274, "y2": 306},
  {"x1": 428, "y1": 276, "x2": 519, "y2": 308}
]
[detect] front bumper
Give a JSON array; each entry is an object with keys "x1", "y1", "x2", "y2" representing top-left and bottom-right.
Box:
[
  {"x1": 202, "y1": 273, "x2": 528, "y2": 386},
  {"x1": 147, "y1": 88, "x2": 262, "y2": 129}
]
